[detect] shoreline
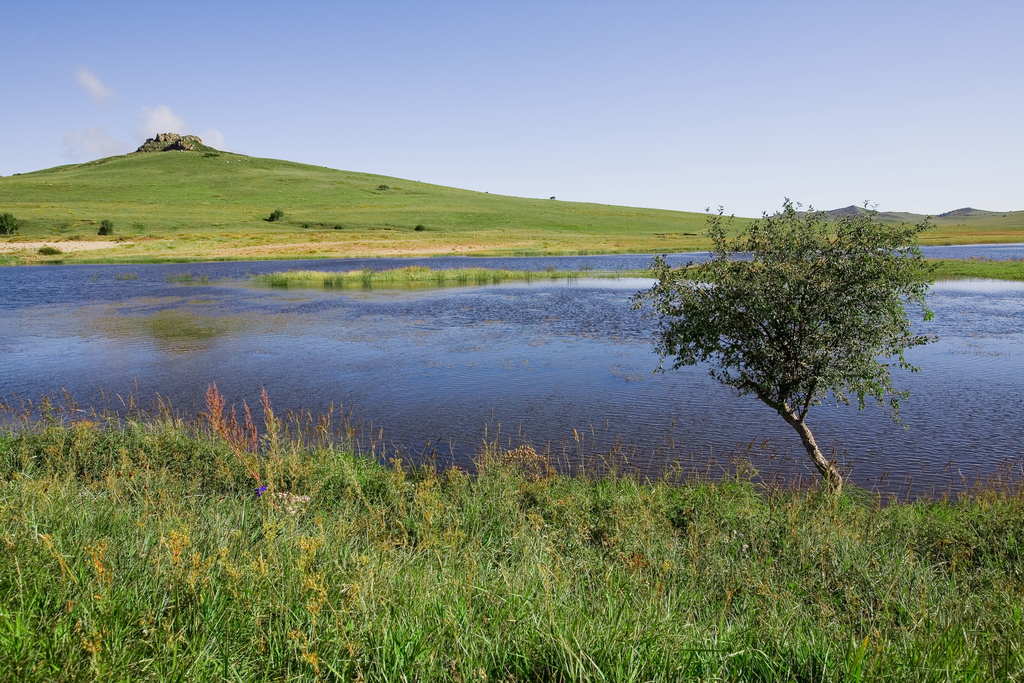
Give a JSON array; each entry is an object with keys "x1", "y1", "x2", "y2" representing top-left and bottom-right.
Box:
[
  {"x1": 4, "y1": 247, "x2": 1021, "y2": 282},
  {"x1": 3, "y1": 236, "x2": 1024, "y2": 267}
]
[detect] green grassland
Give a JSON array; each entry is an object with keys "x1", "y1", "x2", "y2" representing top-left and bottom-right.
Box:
[
  {"x1": 1, "y1": 399, "x2": 1022, "y2": 682},
  {"x1": 2, "y1": 148, "x2": 1022, "y2": 265},
  {"x1": 0, "y1": 150, "x2": 710, "y2": 264}
]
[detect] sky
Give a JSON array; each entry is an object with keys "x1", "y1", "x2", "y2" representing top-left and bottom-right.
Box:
[{"x1": 1, "y1": 0, "x2": 1022, "y2": 217}]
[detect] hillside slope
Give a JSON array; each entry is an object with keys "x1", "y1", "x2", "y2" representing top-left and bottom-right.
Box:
[
  {"x1": 0, "y1": 148, "x2": 711, "y2": 263},
  {"x1": 2, "y1": 147, "x2": 1022, "y2": 264},
  {"x1": 824, "y1": 204, "x2": 1024, "y2": 232}
]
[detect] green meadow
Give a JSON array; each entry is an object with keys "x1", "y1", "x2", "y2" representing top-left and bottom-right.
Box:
[
  {"x1": 1, "y1": 395, "x2": 1022, "y2": 682},
  {"x1": 0, "y1": 150, "x2": 709, "y2": 264},
  {"x1": 2, "y1": 148, "x2": 1023, "y2": 265},
  {"x1": 927, "y1": 258, "x2": 1024, "y2": 281}
]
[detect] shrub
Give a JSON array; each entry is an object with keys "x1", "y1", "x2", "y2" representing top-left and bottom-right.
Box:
[
  {"x1": 333, "y1": 224, "x2": 343, "y2": 230},
  {"x1": 98, "y1": 219, "x2": 114, "y2": 236},
  {"x1": 0, "y1": 212, "x2": 19, "y2": 235},
  {"x1": 301, "y1": 222, "x2": 311, "y2": 229},
  {"x1": 268, "y1": 209, "x2": 285, "y2": 222},
  {"x1": 37, "y1": 246, "x2": 61, "y2": 255},
  {"x1": 414, "y1": 224, "x2": 426, "y2": 232},
  {"x1": 377, "y1": 184, "x2": 389, "y2": 191}
]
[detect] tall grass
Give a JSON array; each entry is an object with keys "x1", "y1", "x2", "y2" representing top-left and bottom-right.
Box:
[
  {"x1": 255, "y1": 261, "x2": 1024, "y2": 291},
  {"x1": 254, "y1": 265, "x2": 650, "y2": 289},
  {"x1": 1, "y1": 390, "x2": 1022, "y2": 681}
]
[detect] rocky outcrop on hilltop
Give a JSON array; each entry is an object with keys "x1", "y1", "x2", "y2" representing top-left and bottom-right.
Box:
[{"x1": 134, "y1": 133, "x2": 213, "y2": 153}]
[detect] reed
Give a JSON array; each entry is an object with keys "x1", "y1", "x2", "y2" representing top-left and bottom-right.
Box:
[
  {"x1": 0, "y1": 391, "x2": 1022, "y2": 681},
  {"x1": 255, "y1": 259, "x2": 1024, "y2": 292},
  {"x1": 254, "y1": 265, "x2": 650, "y2": 289},
  {"x1": 165, "y1": 273, "x2": 211, "y2": 284}
]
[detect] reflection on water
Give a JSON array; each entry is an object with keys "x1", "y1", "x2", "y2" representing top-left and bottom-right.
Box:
[
  {"x1": 97, "y1": 309, "x2": 248, "y2": 354},
  {"x1": 932, "y1": 279, "x2": 1024, "y2": 293},
  {"x1": 1, "y1": 254, "x2": 1022, "y2": 497}
]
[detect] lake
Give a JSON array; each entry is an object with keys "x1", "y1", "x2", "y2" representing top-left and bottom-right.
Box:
[{"x1": 2, "y1": 246, "x2": 1022, "y2": 497}]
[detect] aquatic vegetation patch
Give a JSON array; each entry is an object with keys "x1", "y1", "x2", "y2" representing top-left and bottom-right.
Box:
[
  {"x1": 165, "y1": 272, "x2": 211, "y2": 284},
  {"x1": 929, "y1": 257, "x2": 1024, "y2": 281},
  {"x1": 99, "y1": 309, "x2": 246, "y2": 353},
  {"x1": 253, "y1": 265, "x2": 651, "y2": 289}
]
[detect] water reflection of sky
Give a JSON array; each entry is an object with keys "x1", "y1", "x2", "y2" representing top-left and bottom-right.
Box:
[
  {"x1": 920, "y1": 244, "x2": 1024, "y2": 260},
  {"x1": 931, "y1": 278, "x2": 1024, "y2": 293}
]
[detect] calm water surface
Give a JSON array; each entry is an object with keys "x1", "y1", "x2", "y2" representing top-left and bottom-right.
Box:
[{"x1": 2, "y1": 246, "x2": 1022, "y2": 495}]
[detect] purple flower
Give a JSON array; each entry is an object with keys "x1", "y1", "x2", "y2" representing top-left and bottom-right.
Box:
[{"x1": 255, "y1": 485, "x2": 267, "y2": 497}]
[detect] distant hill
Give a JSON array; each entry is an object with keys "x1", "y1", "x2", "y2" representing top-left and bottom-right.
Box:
[
  {"x1": 936, "y1": 207, "x2": 1000, "y2": 219},
  {"x1": 823, "y1": 205, "x2": 1023, "y2": 228},
  {"x1": 823, "y1": 205, "x2": 918, "y2": 223}
]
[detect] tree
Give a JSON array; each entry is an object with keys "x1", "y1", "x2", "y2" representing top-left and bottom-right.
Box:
[
  {"x1": 635, "y1": 200, "x2": 934, "y2": 493},
  {"x1": 267, "y1": 209, "x2": 285, "y2": 222},
  {"x1": 0, "y1": 212, "x2": 18, "y2": 235},
  {"x1": 98, "y1": 219, "x2": 114, "y2": 235}
]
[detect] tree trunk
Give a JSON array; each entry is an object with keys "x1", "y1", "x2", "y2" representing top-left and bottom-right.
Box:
[{"x1": 780, "y1": 409, "x2": 843, "y2": 494}]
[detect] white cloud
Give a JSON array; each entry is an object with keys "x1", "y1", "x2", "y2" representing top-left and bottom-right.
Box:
[
  {"x1": 62, "y1": 127, "x2": 130, "y2": 160},
  {"x1": 200, "y1": 128, "x2": 226, "y2": 150},
  {"x1": 139, "y1": 105, "x2": 192, "y2": 139},
  {"x1": 76, "y1": 67, "x2": 114, "y2": 105}
]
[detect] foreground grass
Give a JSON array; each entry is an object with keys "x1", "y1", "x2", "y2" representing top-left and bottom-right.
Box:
[{"x1": 1, "y1": 402, "x2": 1022, "y2": 682}]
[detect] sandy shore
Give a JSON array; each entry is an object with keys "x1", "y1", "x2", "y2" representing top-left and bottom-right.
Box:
[
  {"x1": 0, "y1": 238, "x2": 516, "y2": 259},
  {"x1": 0, "y1": 240, "x2": 131, "y2": 253}
]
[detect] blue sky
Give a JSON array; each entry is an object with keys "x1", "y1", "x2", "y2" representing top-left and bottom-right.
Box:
[{"x1": 2, "y1": 0, "x2": 1021, "y2": 216}]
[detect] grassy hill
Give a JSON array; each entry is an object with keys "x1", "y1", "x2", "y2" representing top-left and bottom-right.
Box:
[
  {"x1": 2, "y1": 148, "x2": 1022, "y2": 264},
  {"x1": 0, "y1": 149, "x2": 712, "y2": 264}
]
